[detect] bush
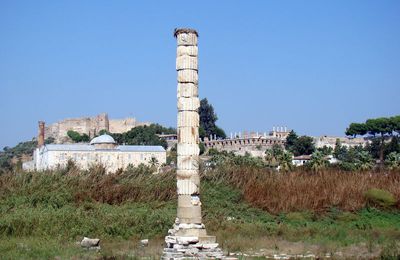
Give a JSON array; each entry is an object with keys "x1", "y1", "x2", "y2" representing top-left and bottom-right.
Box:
[
  {"x1": 386, "y1": 152, "x2": 400, "y2": 170},
  {"x1": 365, "y1": 188, "x2": 397, "y2": 208},
  {"x1": 67, "y1": 130, "x2": 89, "y2": 143}
]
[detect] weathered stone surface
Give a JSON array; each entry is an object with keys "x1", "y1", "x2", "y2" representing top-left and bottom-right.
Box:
[
  {"x1": 173, "y1": 244, "x2": 185, "y2": 249},
  {"x1": 176, "y1": 169, "x2": 198, "y2": 178},
  {"x1": 176, "y1": 194, "x2": 193, "y2": 206},
  {"x1": 176, "y1": 33, "x2": 198, "y2": 46},
  {"x1": 176, "y1": 228, "x2": 207, "y2": 237},
  {"x1": 176, "y1": 55, "x2": 198, "y2": 71},
  {"x1": 178, "y1": 216, "x2": 203, "y2": 224},
  {"x1": 176, "y1": 236, "x2": 199, "y2": 245},
  {"x1": 176, "y1": 144, "x2": 200, "y2": 156},
  {"x1": 186, "y1": 247, "x2": 200, "y2": 255},
  {"x1": 80, "y1": 237, "x2": 100, "y2": 248},
  {"x1": 178, "y1": 223, "x2": 205, "y2": 229},
  {"x1": 140, "y1": 239, "x2": 148, "y2": 246},
  {"x1": 177, "y1": 97, "x2": 200, "y2": 111},
  {"x1": 177, "y1": 70, "x2": 198, "y2": 84},
  {"x1": 165, "y1": 236, "x2": 177, "y2": 244},
  {"x1": 177, "y1": 46, "x2": 198, "y2": 57},
  {"x1": 177, "y1": 127, "x2": 199, "y2": 144},
  {"x1": 177, "y1": 205, "x2": 202, "y2": 219},
  {"x1": 202, "y1": 243, "x2": 219, "y2": 249},
  {"x1": 177, "y1": 179, "x2": 199, "y2": 195},
  {"x1": 177, "y1": 155, "x2": 199, "y2": 171},
  {"x1": 177, "y1": 83, "x2": 198, "y2": 98},
  {"x1": 177, "y1": 111, "x2": 199, "y2": 127}
]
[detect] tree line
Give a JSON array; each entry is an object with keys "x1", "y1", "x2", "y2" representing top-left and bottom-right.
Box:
[{"x1": 345, "y1": 116, "x2": 400, "y2": 163}]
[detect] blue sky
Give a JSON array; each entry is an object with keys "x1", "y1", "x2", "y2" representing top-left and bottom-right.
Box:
[{"x1": 0, "y1": 1, "x2": 399, "y2": 148}]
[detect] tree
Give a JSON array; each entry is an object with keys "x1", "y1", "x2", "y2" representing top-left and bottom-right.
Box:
[
  {"x1": 285, "y1": 130, "x2": 314, "y2": 156},
  {"x1": 334, "y1": 139, "x2": 345, "y2": 159},
  {"x1": 118, "y1": 125, "x2": 168, "y2": 149},
  {"x1": 391, "y1": 115, "x2": 400, "y2": 134},
  {"x1": 265, "y1": 149, "x2": 278, "y2": 167},
  {"x1": 265, "y1": 144, "x2": 284, "y2": 168},
  {"x1": 285, "y1": 130, "x2": 298, "y2": 151},
  {"x1": 278, "y1": 151, "x2": 294, "y2": 172},
  {"x1": 345, "y1": 123, "x2": 367, "y2": 137},
  {"x1": 337, "y1": 145, "x2": 374, "y2": 171},
  {"x1": 67, "y1": 130, "x2": 89, "y2": 143},
  {"x1": 199, "y1": 98, "x2": 226, "y2": 139},
  {"x1": 385, "y1": 136, "x2": 400, "y2": 156},
  {"x1": 265, "y1": 144, "x2": 293, "y2": 171},
  {"x1": 308, "y1": 151, "x2": 328, "y2": 172},
  {"x1": 67, "y1": 130, "x2": 81, "y2": 142},
  {"x1": 149, "y1": 157, "x2": 159, "y2": 168},
  {"x1": 385, "y1": 152, "x2": 400, "y2": 170},
  {"x1": 346, "y1": 116, "x2": 400, "y2": 164},
  {"x1": 292, "y1": 136, "x2": 315, "y2": 156},
  {"x1": 317, "y1": 145, "x2": 333, "y2": 156},
  {"x1": 366, "y1": 118, "x2": 394, "y2": 164},
  {"x1": 0, "y1": 140, "x2": 37, "y2": 172},
  {"x1": 98, "y1": 129, "x2": 109, "y2": 136},
  {"x1": 356, "y1": 150, "x2": 374, "y2": 170},
  {"x1": 45, "y1": 137, "x2": 55, "y2": 144}
]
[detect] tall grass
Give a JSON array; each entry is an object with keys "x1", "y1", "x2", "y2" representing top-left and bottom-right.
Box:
[
  {"x1": 0, "y1": 165, "x2": 399, "y2": 258},
  {"x1": 204, "y1": 166, "x2": 400, "y2": 214},
  {"x1": 0, "y1": 165, "x2": 176, "y2": 206}
]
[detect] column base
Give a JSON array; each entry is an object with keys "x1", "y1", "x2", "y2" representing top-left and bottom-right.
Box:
[
  {"x1": 162, "y1": 236, "x2": 225, "y2": 260},
  {"x1": 161, "y1": 219, "x2": 231, "y2": 259}
]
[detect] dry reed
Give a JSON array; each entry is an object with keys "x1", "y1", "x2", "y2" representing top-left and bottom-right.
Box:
[{"x1": 204, "y1": 166, "x2": 400, "y2": 214}]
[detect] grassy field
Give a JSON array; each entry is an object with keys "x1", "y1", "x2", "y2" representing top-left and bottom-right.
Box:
[{"x1": 0, "y1": 166, "x2": 400, "y2": 259}]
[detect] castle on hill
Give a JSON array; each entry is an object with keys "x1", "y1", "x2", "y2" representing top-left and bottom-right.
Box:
[{"x1": 45, "y1": 113, "x2": 151, "y2": 143}]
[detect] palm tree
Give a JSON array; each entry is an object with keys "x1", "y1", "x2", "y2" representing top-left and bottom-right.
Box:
[
  {"x1": 385, "y1": 152, "x2": 400, "y2": 170},
  {"x1": 278, "y1": 151, "x2": 293, "y2": 172},
  {"x1": 356, "y1": 151, "x2": 374, "y2": 170},
  {"x1": 149, "y1": 157, "x2": 159, "y2": 168},
  {"x1": 309, "y1": 151, "x2": 328, "y2": 173}
]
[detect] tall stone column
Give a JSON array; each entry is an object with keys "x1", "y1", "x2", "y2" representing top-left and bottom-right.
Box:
[
  {"x1": 162, "y1": 28, "x2": 224, "y2": 259},
  {"x1": 37, "y1": 121, "x2": 45, "y2": 148}
]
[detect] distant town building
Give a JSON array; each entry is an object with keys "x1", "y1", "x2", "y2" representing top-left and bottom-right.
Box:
[
  {"x1": 313, "y1": 136, "x2": 368, "y2": 149},
  {"x1": 292, "y1": 155, "x2": 312, "y2": 167},
  {"x1": 201, "y1": 126, "x2": 369, "y2": 158},
  {"x1": 157, "y1": 133, "x2": 178, "y2": 151},
  {"x1": 291, "y1": 154, "x2": 339, "y2": 167},
  {"x1": 45, "y1": 113, "x2": 151, "y2": 143},
  {"x1": 23, "y1": 122, "x2": 166, "y2": 173},
  {"x1": 203, "y1": 127, "x2": 289, "y2": 156}
]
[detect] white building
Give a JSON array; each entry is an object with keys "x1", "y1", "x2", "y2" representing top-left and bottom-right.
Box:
[
  {"x1": 313, "y1": 136, "x2": 367, "y2": 149},
  {"x1": 292, "y1": 155, "x2": 312, "y2": 167},
  {"x1": 23, "y1": 134, "x2": 166, "y2": 173}
]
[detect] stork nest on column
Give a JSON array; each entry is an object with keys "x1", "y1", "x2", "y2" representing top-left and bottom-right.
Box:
[{"x1": 174, "y1": 28, "x2": 199, "y2": 37}]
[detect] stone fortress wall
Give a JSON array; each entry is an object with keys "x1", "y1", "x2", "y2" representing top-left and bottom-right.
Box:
[
  {"x1": 203, "y1": 128, "x2": 289, "y2": 156},
  {"x1": 203, "y1": 127, "x2": 369, "y2": 156},
  {"x1": 45, "y1": 113, "x2": 151, "y2": 143}
]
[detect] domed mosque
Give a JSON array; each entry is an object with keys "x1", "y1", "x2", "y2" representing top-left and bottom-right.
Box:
[
  {"x1": 23, "y1": 126, "x2": 166, "y2": 173},
  {"x1": 90, "y1": 134, "x2": 117, "y2": 149}
]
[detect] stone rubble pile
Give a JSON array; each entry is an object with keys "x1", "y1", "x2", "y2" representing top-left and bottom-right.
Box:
[{"x1": 162, "y1": 218, "x2": 225, "y2": 259}]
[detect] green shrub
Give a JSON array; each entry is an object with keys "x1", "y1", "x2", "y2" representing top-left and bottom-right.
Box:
[
  {"x1": 365, "y1": 188, "x2": 396, "y2": 208},
  {"x1": 285, "y1": 212, "x2": 312, "y2": 222}
]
